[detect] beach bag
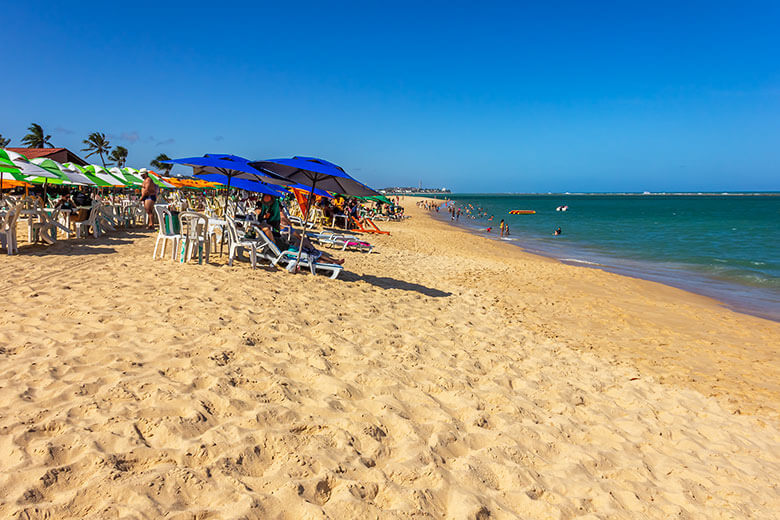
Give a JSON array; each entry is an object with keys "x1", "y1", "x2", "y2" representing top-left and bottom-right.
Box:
[
  {"x1": 71, "y1": 208, "x2": 89, "y2": 222},
  {"x1": 163, "y1": 212, "x2": 181, "y2": 235},
  {"x1": 73, "y1": 192, "x2": 91, "y2": 206}
]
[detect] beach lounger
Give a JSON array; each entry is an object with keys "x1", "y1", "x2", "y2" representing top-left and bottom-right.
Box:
[
  {"x1": 350, "y1": 216, "x2": 390, "y2": 235},
  {"x1": 253, "y1": 226, "x2": 343, "y2": 279},
  {"x1": 308, "y1": 231, "x2": 373, "y2": 252}
]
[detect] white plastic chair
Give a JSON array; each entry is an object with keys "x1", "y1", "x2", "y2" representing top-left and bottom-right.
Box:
[
  {"x1": 152, "y1": 205, "x2": 182, "y2": 260},
  {"x1": 178, "y1": 211, "x2": 214, "y2": 264},
  {"x1": 74, "y1": 205, "x2": 102, "y2": 239},
  {"x1": 0, "y1": 205, "x2": 20, "y2": 255},
  {"x1": 225, "y1": 217, "x2": 261, "y2": 268}
]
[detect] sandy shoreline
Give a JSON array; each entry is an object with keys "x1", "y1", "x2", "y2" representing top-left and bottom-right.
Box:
[{"x1": 1, "y1": 200, "x2": 780, "y2": 518}]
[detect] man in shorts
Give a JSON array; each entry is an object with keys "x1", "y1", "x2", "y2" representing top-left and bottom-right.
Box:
[{"x1": 140, "y1": 172, "x2": 159, "y2": 229}]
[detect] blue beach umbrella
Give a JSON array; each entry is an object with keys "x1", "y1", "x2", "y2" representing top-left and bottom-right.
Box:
[
  {"x1": 288, "y1": 182, "x2": 332, "y2": 198},
  {"x1": 250, "y1": 156, "x2": 378, "y2": 197},
  {"x1": 249, "y1": 156, "x2": 379, "y2": 269},
  {"x1": 164, "y1": 153, "x2": 288, "y2": 208},
  {"x1": 196, "y1": 173, "x2": 287, "y2": 196}
]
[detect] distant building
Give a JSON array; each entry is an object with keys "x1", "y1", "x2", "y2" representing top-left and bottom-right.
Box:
[{"x1": 5, "y1": 147, "x2": 88, "y2": 166}]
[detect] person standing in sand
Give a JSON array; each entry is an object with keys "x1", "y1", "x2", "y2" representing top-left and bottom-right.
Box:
[{"x1": 140, "y1": 172, "x2": 159, "y2": 229}]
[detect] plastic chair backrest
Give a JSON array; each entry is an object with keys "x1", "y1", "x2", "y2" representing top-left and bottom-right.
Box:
[
  {"x1": 226, "y1": 217, "x2": 240, "y2": 245},
  {"x1": 2, "y1": 205, "x2": 20, "y2": 231},
  {"x1": 154, "y1": 205, "x2": 177, "y2": 236},
  {"x1": 179, "y1": 211, "x2": 208, "y2": 240}
]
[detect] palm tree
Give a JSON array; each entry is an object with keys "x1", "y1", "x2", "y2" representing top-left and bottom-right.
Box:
[
  {"x1": 81, "y1": 132, "x2": 112, "y2": 167},
  {"x1": 150, "y1": 153, "x2": 173, "y2": 175},
  {"x1": 0, "y1": 134, "x2": 10, "y2": 148},
  {"x1": 21, "y1": 123, "x2": 53, "y2": 148},
  {"x1": 109, "y1": 146, "x2": 128, "y2": 168}
]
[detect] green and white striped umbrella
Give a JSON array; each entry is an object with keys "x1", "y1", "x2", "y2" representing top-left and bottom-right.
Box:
[
  {"x1": 1, "y1": 149, "x2": 23, "y2": 179},
  {"x1": 110, "y1": 167, "x2": 142, "y2": 188},
  {"x1": 29, "y1": 157, "x2": 96, "y2": 186},
  {"x1": 56, "y1": 161, "x2": 97, "y2": 186},
  {"x1": 137, "y1": 168, "x2": 176, "y2": 188},
  {"x1": 83, "y1": 164, "x2": 128, "y2": 187},
  {"x1": 1, "y1": 149, "x2": 22, "y2": 174},
  {"x1": 64, "y1": 162, "x2": 113, "y2": 188},
  {"x1": 4, "y1": 150, "x2": 61, "y2": 179},
  {"x1": 120, "y1": 167, "x2": 145, "y2": 186},
  {"x1": 1, "y1": 149, "x2": 25, "y2": 192}
]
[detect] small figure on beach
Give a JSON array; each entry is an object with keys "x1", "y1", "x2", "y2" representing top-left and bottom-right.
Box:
[
  {"x1": 499, "y1": 219, "x2": 505, "y2": 237},
  {"x1": 553, "y1": 227, "x2": 562, "y2": 236},
  {"x1": 140, "y1": 172, "x2": 159, "y2": 229},
  {"x1": 486, "y1": 226, "x2": 492, "y2": 233}
]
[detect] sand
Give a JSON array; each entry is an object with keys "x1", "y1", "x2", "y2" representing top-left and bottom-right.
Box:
[{"x1": 1, "y1": 199, "x2": 779, "y2": 519}]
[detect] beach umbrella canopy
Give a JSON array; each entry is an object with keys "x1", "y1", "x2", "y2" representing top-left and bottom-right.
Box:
[
  {"x1": 0, "y1": 149, "x2": 21, "y2": 174},
  {"x1": 111, "y1": 167, "x2": 142, "y2": 188},
  {"x1": 249, "y1": 156, "x2": 378, "y2": 269},
  {"x1": 121, "y1": 167, "x2": 145, "y2": 186},
  {"x1": 63, "y1": 162, "x2": 113, "y2": 187},
  {"x1": 164, "y1": 154, "x2": 288, "y2": 208},
  {"x1": 54, "y1": 161, "x2": 97, "y2": 186},
  {"x1": 249, "y1": 157, "x2": 379, "y2": 197},
  {"x1": 166, "y1": 154, "x2": 288, "y2": 184},
  {"x1": 138, "y1": 169, "x2": 176, "y2": 189},
  {"x1": 84, "y1": 164, "x2": 128, "y2": 187},
  {"x1": 1, "y1": 149, "x2": 25, "y2": 196},
  {"x1": 288, "y1": 182, "x2": 332, "y2": 198},
  {"x1": 30, "y1": 158, "x2": 95, "y2": 186},
  {"x1": 195, "y1": 173, "x2": 287, "y2": 196},
  {"x1": 4, "y1": 150, "x2": 61, "y2": 179}
]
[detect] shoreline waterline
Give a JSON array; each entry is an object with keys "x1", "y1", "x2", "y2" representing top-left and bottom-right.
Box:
[{"x1": 414, "y1": 196, "x2": 779, "y2": 322}]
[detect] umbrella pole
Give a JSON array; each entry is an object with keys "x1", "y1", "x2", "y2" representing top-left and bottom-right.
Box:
[
  {"x1": 1, "y1": 173, "x2": 4, "y2": 202},
  {"x1": 294, "y1": 178, "x2": 317, "y2": 272},
  {"x1": 224, "y1": 176, "x2": 232, "y2": 217}
]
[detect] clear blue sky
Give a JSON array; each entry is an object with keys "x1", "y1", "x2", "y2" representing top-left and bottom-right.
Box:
[{"x1": 4, "y1": 1, "x2": 779, "y2": 192}]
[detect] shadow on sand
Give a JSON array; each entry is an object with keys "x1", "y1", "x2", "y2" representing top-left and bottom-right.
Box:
[
  {"x1": 340, "y1": 272, "x2": 452, "y2": 298},
  {"x1": 21, "y1": 230, "x2": 149, "y2": 257}
]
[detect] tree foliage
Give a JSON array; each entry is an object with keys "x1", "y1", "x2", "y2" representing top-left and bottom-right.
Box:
[
  {"x1": 21, "y1": 123, "x2": 53, "y2": 148},
  {"x1": 150, "y1": 153, "x2": 173, "y2": 175},
  {"x1": 109, "y1": 145, "x2": 129, "y2": 168},
  {"x1": 82, "y1": 132, "x2": 112, "y2": 167}
]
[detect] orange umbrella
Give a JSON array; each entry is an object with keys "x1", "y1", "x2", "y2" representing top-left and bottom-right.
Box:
[{"x1": 0, "y1": 178, "x2": 31, "y2": 189}]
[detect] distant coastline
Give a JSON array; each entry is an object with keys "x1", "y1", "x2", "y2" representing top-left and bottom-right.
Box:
[{"x1": 404, "y1": 191, "x2": 780, "y2": 197}]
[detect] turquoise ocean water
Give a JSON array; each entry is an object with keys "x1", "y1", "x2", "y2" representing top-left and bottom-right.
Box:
[{"x1": 427, "y1": 194, "x2": 780, "y2": 321}]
